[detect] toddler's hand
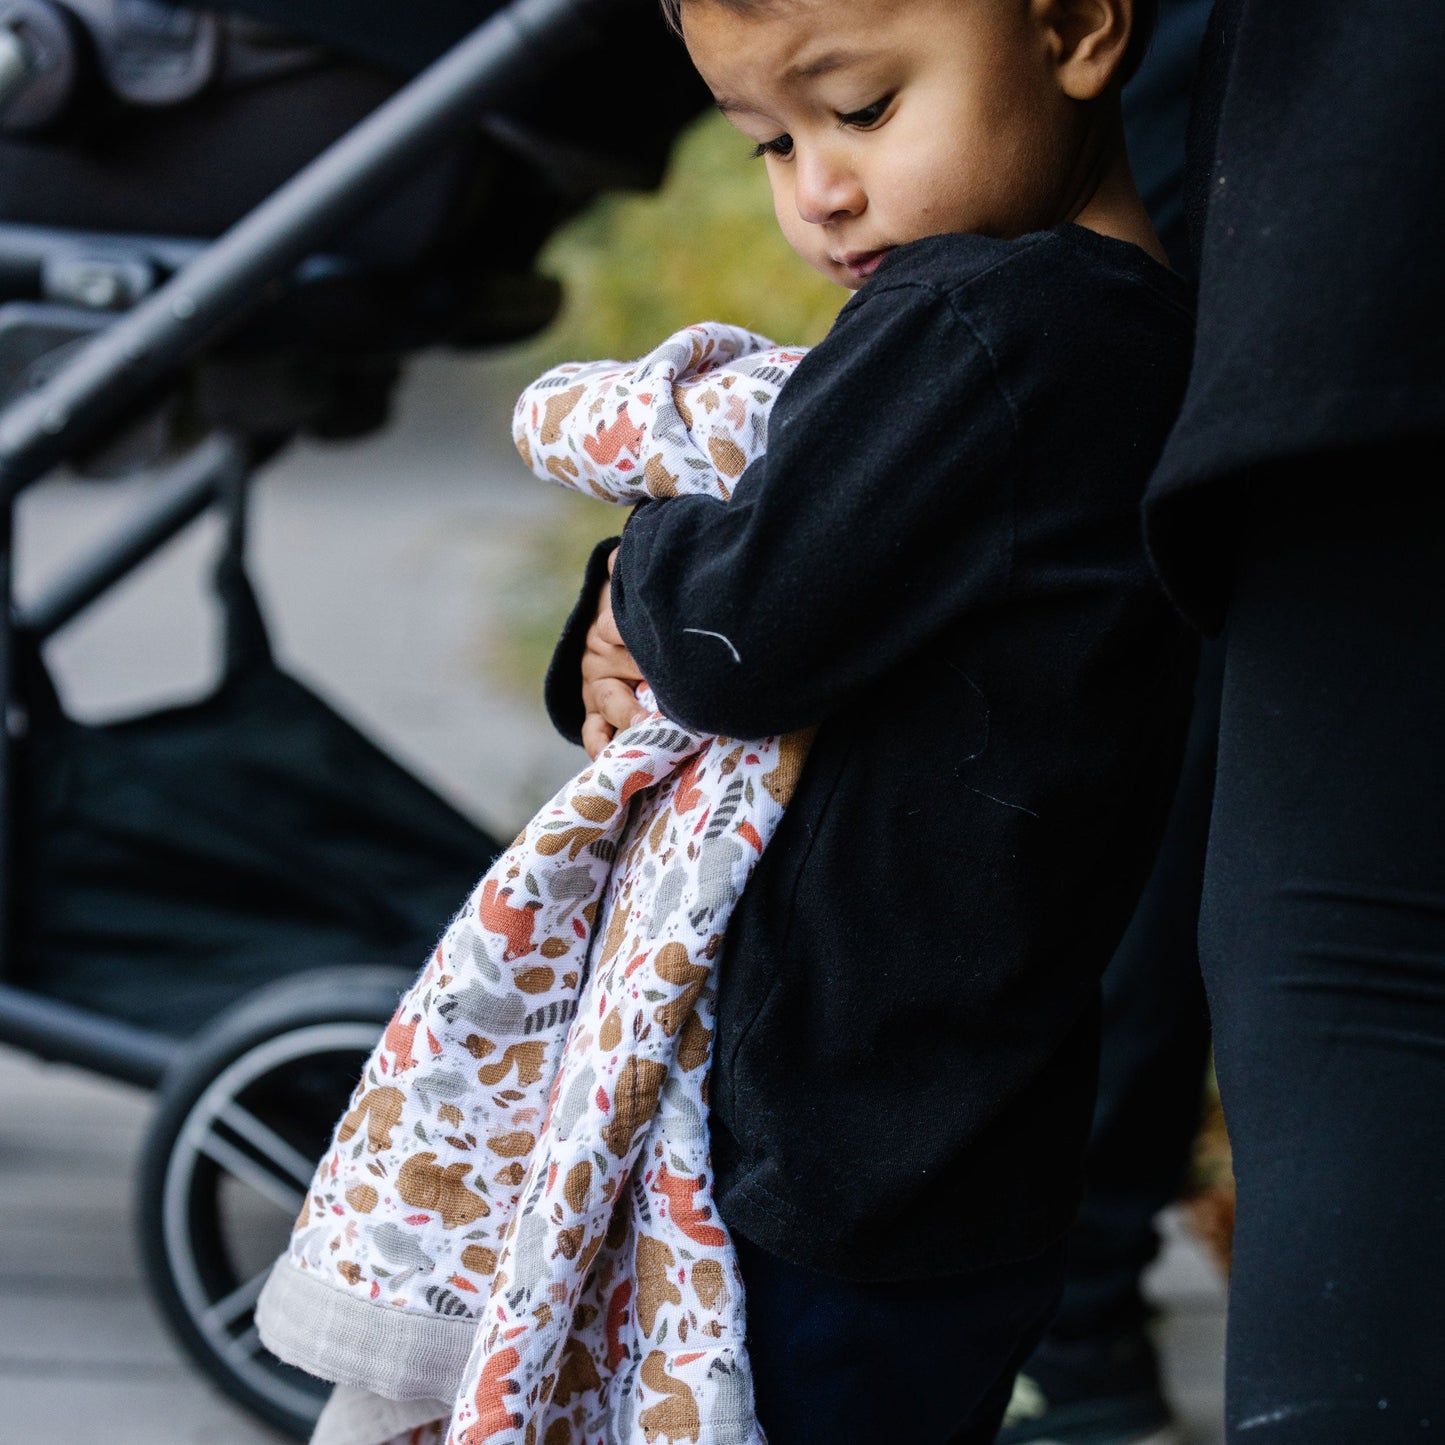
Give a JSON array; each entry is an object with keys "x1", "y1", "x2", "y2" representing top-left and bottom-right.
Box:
[{"x1": 581, "y1": 549, "x2": 647, "y2": 759}]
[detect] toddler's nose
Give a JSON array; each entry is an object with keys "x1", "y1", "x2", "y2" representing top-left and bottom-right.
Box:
[{"x1": 794, "y1": 149, "x2": 865, "y2": 225}]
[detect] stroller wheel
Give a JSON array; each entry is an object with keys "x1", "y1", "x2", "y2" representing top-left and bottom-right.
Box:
[{"x1": 137, "y1": 966, "x2": 415, "y2": 1439}]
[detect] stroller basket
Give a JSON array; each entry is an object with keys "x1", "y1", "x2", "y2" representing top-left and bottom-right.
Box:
[{"x1": 12, "y1": 534, "x2": 496, "y2": 1041}]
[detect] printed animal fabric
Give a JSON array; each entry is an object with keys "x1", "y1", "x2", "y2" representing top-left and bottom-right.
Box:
[{"x1": 256, "y1": 324, "x2": 810, "y2": 1445}]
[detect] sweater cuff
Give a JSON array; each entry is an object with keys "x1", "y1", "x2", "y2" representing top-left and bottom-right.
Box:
[{"x1": 542, "y1": 535, "x2": 621, "y2": 745}]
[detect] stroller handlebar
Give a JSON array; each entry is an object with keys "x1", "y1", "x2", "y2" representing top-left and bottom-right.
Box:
[{"x1": 0, "y1": 0, "x2": 618, "y2": 499}]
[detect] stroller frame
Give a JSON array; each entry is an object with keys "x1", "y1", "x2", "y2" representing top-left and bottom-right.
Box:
[
  {"x1": 0, "y1": 0, "x2": 622, "y2": 1430},
  {"x1": 0, "y1": 0, "x2": 601, "y2": 1070}
]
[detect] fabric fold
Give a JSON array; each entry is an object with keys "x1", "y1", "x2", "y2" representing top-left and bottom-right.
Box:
[
  {"x1": 258, "y1": 1255, "x2": 476, "y2": 1400},
  {"x1": 311, "y1": 1387, "x2": 452, "y2": 1445}
]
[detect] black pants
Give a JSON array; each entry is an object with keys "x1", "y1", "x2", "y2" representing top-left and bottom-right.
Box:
[
  {"x1": 1203, "y1": 473, "x2": 1445, "y2": 1441},
  {"x1": 733, "y1": 1233, "x2": 1065, "y2": 1444},
  {"x1": 1049, "y1": 641, "x2": 1217, "y2": 1342}
]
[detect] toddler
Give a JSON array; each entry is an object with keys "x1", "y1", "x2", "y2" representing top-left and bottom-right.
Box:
[{"x1": 560, "y1": 0, "x2": 1195, "y2": 1439}]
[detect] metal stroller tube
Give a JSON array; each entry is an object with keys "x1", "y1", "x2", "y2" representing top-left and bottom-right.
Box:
[
  {"x1": 0, "y1": 0, "x2": 614, "y2": 501},
  {"x1": 0, "y1": 27, "x2": 28, "y2": 109}
]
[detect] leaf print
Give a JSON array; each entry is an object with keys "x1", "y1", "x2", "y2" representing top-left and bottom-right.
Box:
[
  {"x1": 534, "y1": 826, "x2": 604, "y2": 861},
  {"x1": 487, "y1": 1131, "x2": 537, "y2": 1158},
  {"x1": 707, "y1": 434, "x2": 747, "y2": 478},
  {"x1": 599, "y1": 1009, "x2": 622, "y2": 1051},
  {"x1": 572, "y1": 794, "x2": 618, "y2": 823}
]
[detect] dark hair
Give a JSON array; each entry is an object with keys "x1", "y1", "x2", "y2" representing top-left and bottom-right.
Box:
[{"x1": 662, "y1": 0, "x2": 1159, "y2": 86}]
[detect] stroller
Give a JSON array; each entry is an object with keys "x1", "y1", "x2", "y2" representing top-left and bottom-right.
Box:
[{"x1": 0, "y1": 1, "x2": 705, "y2": 1435}]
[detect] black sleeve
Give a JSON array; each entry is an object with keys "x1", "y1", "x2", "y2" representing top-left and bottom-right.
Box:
[
  {"x1": 611, "y1": 278, "x2": 1019, "y2": 738},
  {"x1": 542, "y1": 534, "x2": 620, "y2": 744}
]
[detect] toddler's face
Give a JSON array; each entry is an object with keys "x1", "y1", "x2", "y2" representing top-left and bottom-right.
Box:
[{"x1": 683, "y1": 0, "x2": 1089, "y2": 288}]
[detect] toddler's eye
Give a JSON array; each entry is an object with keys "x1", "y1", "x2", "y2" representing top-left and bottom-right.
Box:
[
  {"x1": 751, "y1": 134, "x2": 794, "y2": 159},
  {"x1": 839, "y1": 95, "x2": 893, "y2": 128}
]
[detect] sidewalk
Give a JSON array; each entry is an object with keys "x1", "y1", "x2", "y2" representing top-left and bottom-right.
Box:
[
  {"x1": 0, "y1": 1042, "x2": 1226, "y2": 1444},
  {"x1": 2, "y1": 352, "x2": 1226, "y2": 1443}
]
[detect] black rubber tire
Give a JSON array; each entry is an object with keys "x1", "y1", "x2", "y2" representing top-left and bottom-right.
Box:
[{"x1": 137, "y1": 966, "x2": 414, "y2": 1439}]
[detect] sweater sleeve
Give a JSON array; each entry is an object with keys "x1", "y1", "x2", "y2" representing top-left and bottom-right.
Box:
[{"x1": 611, "y1": 277, "x2": 1019, "y2": 738}]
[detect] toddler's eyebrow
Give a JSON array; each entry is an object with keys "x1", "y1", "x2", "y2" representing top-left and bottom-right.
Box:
[
  {"x1": 785, "y1": 48, "x2": 877, "y2": 81},
  {"x1": 714, "y1": 47, "x2": 879, "y2": 113}
]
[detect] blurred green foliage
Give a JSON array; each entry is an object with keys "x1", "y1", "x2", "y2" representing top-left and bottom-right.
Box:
[
  {"x1": 522, "y1": 109, "x2": 845, "y2": 369},
  {"x1": 488, "y1": 111, "x2": 843, "y2": 695}
]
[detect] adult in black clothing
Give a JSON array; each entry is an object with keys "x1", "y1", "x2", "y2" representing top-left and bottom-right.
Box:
[{"x1": 1142, "y1": 0, "x2": 1445, "y2": 1439}]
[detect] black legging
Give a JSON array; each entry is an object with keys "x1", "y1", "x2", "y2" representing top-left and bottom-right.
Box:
[{"x1": 1202, "y1": 466, "x2": 1445, "y2": 1441}]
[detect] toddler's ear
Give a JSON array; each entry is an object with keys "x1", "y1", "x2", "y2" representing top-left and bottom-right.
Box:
[{"x1": 1036, "y1": 0, "x2": 1134, "y2": 101}]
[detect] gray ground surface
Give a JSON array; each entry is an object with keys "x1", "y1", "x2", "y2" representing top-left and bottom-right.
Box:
[{"x1": 1, "y1": 352, "x2": 1226, "y2": 1443}]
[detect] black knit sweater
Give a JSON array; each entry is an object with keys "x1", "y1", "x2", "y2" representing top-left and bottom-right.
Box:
[{"x1": 548, "y1": 226, "x2": 1196, "y2": 1280}]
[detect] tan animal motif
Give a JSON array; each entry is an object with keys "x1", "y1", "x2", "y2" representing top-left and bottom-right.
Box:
[
  {"x1": 690, "y1": 1259, "x2": 726, "y2": 1310},
  {"x1": 635, "y1": 1234, "x2": 682, "y2": 1336},
  {"x1": 344, "y1": 1184, "x2": 378, "y2": 1214},
  {"x1": 761, "y1": 726, "x2": 817, "y2": 805},
  {"x1": 396, "y1": 1152, "x2": 490, "y2": 1229},
  {"x1": 336, "y1": 1085, "x2": 406, "y2": 1153},
  {"x1": 600, "y1": 1056, "x2": 668, "y2": 1157},
  {"x1": 676, "y1": 1010, "x2": 712, "y2": 1073},
  {"x1": 644, "y1": 452, "x2": 680, "y2": 497},
  {"x1": 653, "y1": 943, "x2": 709, "y2": 1035},
  {"x1": 640, "y1": 1351, "x2": 701, "y2": 1443},
  {"x1": 538, "y1": 385, "x2": 586, "y2": 444},
  {"x1": 476, "y1": 1040, "x2": 547, "y2": 1088},
  {"x1": 563, "y1": 1160, "x2": 593, "y2": 1212},
  {"x1": 553, "y1": 1335, "x2": 603, "y2": 1405}
]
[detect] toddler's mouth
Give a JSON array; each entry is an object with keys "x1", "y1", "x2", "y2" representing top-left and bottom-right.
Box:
[{"x1": 837, "y1": 248, "x2": 890, "y2": 281}]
